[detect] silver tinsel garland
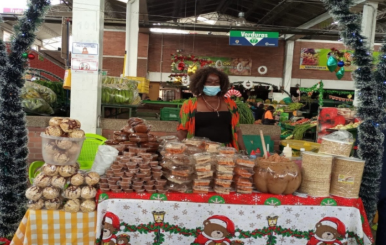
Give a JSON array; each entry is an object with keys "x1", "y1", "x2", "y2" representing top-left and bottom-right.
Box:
[
  {"x1": 0, "y1": 0, "x2": 50, "y2": 236},
  {"x1": 320, "y1": 0, "x2": 385, "y2": 222}
]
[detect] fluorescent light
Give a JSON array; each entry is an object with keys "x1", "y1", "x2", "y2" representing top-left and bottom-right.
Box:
[
  {"x1": 150, "y1": 28, "x2": 189, "y2": 34},
  {"x1": 197, "y1": 16, "x2": 216, "y2": 25}
]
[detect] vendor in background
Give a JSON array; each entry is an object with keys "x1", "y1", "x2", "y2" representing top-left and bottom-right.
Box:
[
  {"x1": 262, "y1": 106, "x2": 276, "y2": 125},
  {"x1": 176, "y1": 67, "x2": 246, "y2": 151},
  {"x1": 254, "y1": 104, "x2": 265, "y2": 120}
]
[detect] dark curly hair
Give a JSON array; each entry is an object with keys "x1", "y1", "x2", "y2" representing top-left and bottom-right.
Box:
[{"x1": 189, "y1": 67, "x2": 230, "y2": 96}]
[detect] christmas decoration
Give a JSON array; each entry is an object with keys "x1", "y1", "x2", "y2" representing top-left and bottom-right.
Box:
[
  {"x1": 224, "y1": 87, "x2": 242, "y2": 98},
  {"x1": 338, "y1": 60, "x2": 345, "y2": 67},
  {"x1": 27, "y1": 53, "x2": 35, "y2": 60},
  {"x1": 329, "y1": 95, "x2": 353, "y2": 102},
  {"x1": 300, "y1": 81, "x2": 324, "y2": 106},
  {"x1": 327, "y1": 56, "x2": 338, "y2": 72},
  {"x1": 187, "y1": 64, "x2": 198, "y2": 76},
  {"x1": 336, "y1": 67, "x2": 345, "y2": 80},
  {"x1": 177, "y1": 62, "x2": 185, "y2": 71},
  {"x1": 22, "y1": 53, "x2": 28, "y2": 58},
  {"x1": 320, "y1": 0, "x2": 384, "y2": 222},
  {"x1": 0, "y1": 0, "x2": 50, "y2": 237},
  {"x1": 300, "y1": 81, "x2": 356, "y2": 106}
]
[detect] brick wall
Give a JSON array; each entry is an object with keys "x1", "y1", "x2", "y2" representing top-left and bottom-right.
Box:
[
  {"x1": 148, "y1": 33, "x2": 285, "y2": 78},
  {"x1": 102, "y1": 57, "x2": 125, "y2": 77},
  {"x1": 103, "y1": 31, "x2": 126, "y2": 56},
  {"x1": 29, "y1": 50, "x2": 65, "y2": 81},
  {"x1": 27, "y1": 127, "x2": 45, "y2": 163}
]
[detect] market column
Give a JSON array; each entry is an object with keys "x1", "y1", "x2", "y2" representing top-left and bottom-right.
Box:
[
  {"x1": 283, "y1": 39, "x2": 294, "y2": 94},
  {"x1": 124, "y1": 0, "x2": 139, "y2": 77},
  {"x1": 353, "y1": 1, "x2": 378, "y2": 106},
  {"x1": 70, "y1": 0, "x2": 104, "y2": 134}
]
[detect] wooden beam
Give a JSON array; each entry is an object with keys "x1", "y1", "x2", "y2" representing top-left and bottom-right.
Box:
[
  {"x1": 195, "y1": 0, "x2": 206, "y2": 20},
  {"x1": 139, "y1": 0, "x2": 149, "y2": 24},
  {"x1": 245, "y1": 1, "x2": 260, "y2": 19},
  {"x1": 257, "y1": 0, "x2": 290, "y2": 24},
  {"x1": 285, "y1": 0, "x2": 367, "y2": 40},
  {"x1": 172, "y1": 0, "x2": 182, "y2": 21},
  {"x1": 216, "y1": 0, "x2": 232, "y2": 14}
]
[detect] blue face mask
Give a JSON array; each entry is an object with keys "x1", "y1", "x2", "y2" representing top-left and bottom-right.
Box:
[{"x1": 203, "y1": 86, "x2": 221, "y2": 96}]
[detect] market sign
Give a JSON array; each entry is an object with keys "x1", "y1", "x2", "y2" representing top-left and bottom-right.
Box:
[
  {"x1": 300, "y1": 48, "x2": 380, "y2": 71},
  {"x1": 229, "y1": 31, "x2": 279, "y2": 47}
]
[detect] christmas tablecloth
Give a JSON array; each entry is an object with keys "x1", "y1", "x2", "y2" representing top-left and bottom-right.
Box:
[
  {"x1": 95, "y1": 191, "x2": 373, "y2": 245},
  {"x1": 11, "y1": 209, "x2": 97, "y2": 245}
]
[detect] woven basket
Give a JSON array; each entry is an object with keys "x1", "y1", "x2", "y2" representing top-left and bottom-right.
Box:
[
  {"x1": 300, "y1": 152, "x2": 333, "y2": 197},
  {"x1": 319, "y1": 138, "x2": 353, "y2": 157},
  {"x1": 299, "y1": 179, "x2": 331, "y2": 197},
  {"x1": 301, "y1": 152, "x2": 333, "y2": 180},
  {"x1": 330, "y1": 157, "x2": 365, "y2": 198}
]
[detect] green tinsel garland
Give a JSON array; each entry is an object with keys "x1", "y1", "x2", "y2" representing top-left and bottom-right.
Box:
[
  {"x1": 111, "y1": 222, "x2": 364, "y2": 245},
  {"x1": 299, "y1": 81, "x2": 355, "y2": 107},
  {"x1": 320, "y1": 0, "x2": 385, "y2": 222}
]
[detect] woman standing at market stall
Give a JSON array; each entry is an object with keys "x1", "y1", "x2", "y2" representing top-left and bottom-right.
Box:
[{"x1": 176, "y1": 67, "x2": 246, "y2": 151}]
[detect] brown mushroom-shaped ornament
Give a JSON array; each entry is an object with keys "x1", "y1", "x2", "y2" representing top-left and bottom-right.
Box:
[
  {"x1": 45, "y1": 198, "x2": 62, "y2": 210},
  {"x1": 80, "y1": 199, "x2": 96, "y2": 212},
  {"x1": 60, "y1": 119, "x2": 80, "y2": 133},
  {"x1": 34, "y1": 173, "x2": 52, "y2": 187},
  {"x1": 71, "y1": 173, "x2": 84, "y2": 186},
  {"x1": 81, "y1": 186, "x2": 97, "y2": 199},
  {"x1": 49, "y1": 117, "x2": 64, "y2": 126},
  {"x1": 51, "y1": 175, "x2": 67, "y2": 189},
  {"x1": 59, "y1": 165, "x2": 77, "y2": 177},
  {"x1": 64, "y1": 199, "x2": 80, "y2": 213},
  {"x1": 64, "y1": 186, "x2": 81, "y2": 199},
  {"x1": 25, "y1": 186, "x2": 42, "y2": 201},
  {"x1": 45, "y1": 126, "x2": 63, "y2": 137},
  {"x1": 68, "y1": 129, "x2": 85, "y2": 138},
  {"x1": 85, "y1": 172, "x2": 100, "y2": 186},
  {"x1": 42, "y1": 164, "x2": 59, "y2": 176},
  {"x1": 53, "y1": 152, "x2": 70, "y2": 165},
  {"x1": 43, "y1": 187, "x2": 60, "y2": 199},
  {"x1": 27, "y1": 199, "x2": 45, "y2": 210}
]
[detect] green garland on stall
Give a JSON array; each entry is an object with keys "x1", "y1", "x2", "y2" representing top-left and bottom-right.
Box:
[
  {"x1": 324, "y1": 90, "x2": 355, "y2": 95},
  {"x1": 299, "y1": 81, "x2": 355, "y2": 107},
  {"x1": 109, "y1": 222, "x2": 364, "y2": 245},
  {"x1": 299, "y1": 81, "x2": 325, "y2": 106}
]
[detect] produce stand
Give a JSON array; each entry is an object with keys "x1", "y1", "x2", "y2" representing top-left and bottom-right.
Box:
[
  {"x1": 142, "y1": 101, "x2": 184, "y2": 108},
  {"x1": 11, "y1": 209, "x2": 96, "y2": 245},
  {"x1": 101, "y1": 104, "x2": 139, "y2": 118},
  {"x1": 95, "y1": 191, "x2": 373, "y2": 245}
]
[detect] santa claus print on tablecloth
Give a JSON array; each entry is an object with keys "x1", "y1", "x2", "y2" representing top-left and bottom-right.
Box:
[
  {"x1": 307, "y1": 217, "x2": 346, "y2": 245},
  {"x1": 117, "y1": 233, "x2": 131, "y2": 245},
  {"x1": 102, "y1": 212, "x2": 120, "y2": 245},
  {"x1": 193, "y1": 215, "x2": 235, "y2": 245}
]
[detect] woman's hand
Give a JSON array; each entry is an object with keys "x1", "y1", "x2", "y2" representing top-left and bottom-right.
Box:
[{"x1": 176, "y1": 130, "x2": 188, "y2": 141}]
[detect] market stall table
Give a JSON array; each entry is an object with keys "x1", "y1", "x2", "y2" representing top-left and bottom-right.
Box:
[
  {"x1": 11, "y1": 209, "x2": 96, "y2": 245},
  {"x1": 95, "y1": 191, "x2": 373, "y2": 245}
]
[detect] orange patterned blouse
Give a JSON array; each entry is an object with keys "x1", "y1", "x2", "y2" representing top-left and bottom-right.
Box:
[{"x1": 177, "y1": 97, "x2": 240, "y2": 150}]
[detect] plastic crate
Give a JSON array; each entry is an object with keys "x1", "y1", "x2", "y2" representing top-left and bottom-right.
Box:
[
  {"x1": 125, "y1": 76, "x2": 150, "y2": 93},
  {"x1": 160, "y1": 107, "x2": 180, "y2": 121}
]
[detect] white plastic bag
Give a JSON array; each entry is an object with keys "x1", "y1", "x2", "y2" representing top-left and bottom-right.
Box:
[{"x1": 91, "y1": 145, "x2": 119, "y2": 175}]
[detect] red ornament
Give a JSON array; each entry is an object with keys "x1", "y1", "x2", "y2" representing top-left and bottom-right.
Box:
[
  {"x1": 27, "y1": 53, "x2": 35, "y2": 60},
  {"x1": 177, "y1": 62, "x2": 185, "y2": 71}
]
